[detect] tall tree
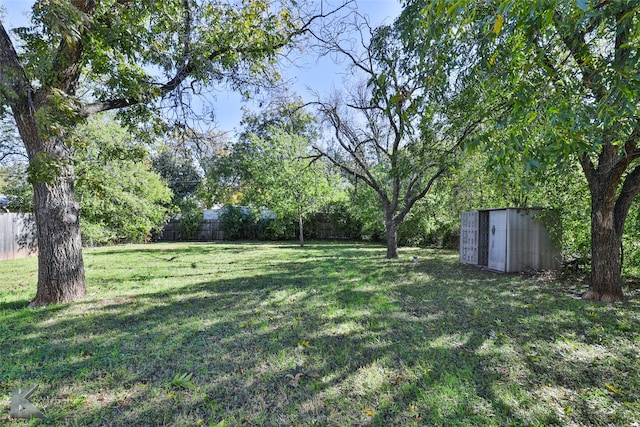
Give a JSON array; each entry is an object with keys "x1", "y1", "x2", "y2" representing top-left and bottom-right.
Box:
[
  {"x1": 74, "y1": 117, "x2": 172, "y2": 245},
  {"x1": 313, "y1": 21, "x2": 484, "y2": 258},
  {"x1": 240, "y1": 104, "x2": 341, "y2": 246},
  {"x1": 0, "y1": 0, "x2": 341, "y2": 306},
  {"x1": 401, "y1": 0, "x2": 640, "y2": 301},
  {"x1": 152, "y1": 151, "x2": 201, "y2": 203},
  {"x1": 200, "y1": 139, "x2": 244, "y2": 206}
]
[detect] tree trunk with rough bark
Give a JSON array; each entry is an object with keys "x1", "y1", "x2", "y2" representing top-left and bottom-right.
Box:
[
  {"x1": 2, "y1": 23, "x2": 86, "y2": 306},
  {"x1": 31, "y1": 177, "x2": 86, "y2": 306},
  {"x1": 579, "y1": 146, "x2": 637, "y2": 303},
  {"x1": 583, "y1": 199, "x2": 624, "y2": 302},
  {"x1": 24, "y1": 136, "x2": 86, "y2": 307},
  {"x1": 385, "y1": 212, "x2": 399, "y2": 259}
]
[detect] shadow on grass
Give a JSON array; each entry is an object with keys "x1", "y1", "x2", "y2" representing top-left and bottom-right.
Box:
[
  {"x1": 0, "y1": 299, "x2": 31, "y2": 310},
  {"x1": 1, "y1": 243, "x2": 639, "y2": 426}
]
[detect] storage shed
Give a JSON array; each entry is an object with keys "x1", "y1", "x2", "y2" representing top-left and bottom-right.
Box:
[{"x1": 460, "y1": 208, "x2": 561, "y2": 272}]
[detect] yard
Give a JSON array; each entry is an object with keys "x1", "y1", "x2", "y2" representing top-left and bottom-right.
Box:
[{"x1": 1, "y1": 242, "x2": 639, "y2": 426}]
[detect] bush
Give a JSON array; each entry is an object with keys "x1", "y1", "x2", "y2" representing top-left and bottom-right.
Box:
[
  {"x1": 80, "y1": 221, "x2": 117, "y2": 247},
  {"x1": 396, "y1": 205, "x2": 458, "y2": 248},
  {"x1": 305, "y1": 201, "x2": 363, "y2": 240},
  {"x1": 220, "y1": 205, "x2": 256, "y2": 240},
  {"x1": 178, "y1": 200, "x2": 202, "y2": 241},
  {"x1": 347, "y1": 189, "x2": 385, "y2": 241},
  {"x1": 259, "y1": 216, "x2": 295, "y2": 240},
  {"x1": 77, "y1": 161, "x2": 172, "y2": 246},
  {"x1": 72, "y1": 117, "x2": 173, "y2": 246}
]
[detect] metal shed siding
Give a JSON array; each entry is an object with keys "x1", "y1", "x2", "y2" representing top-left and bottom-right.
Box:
[
  {"x1": 505, "y1": 208, "x2": 561, "y2": 272},
  {"x1": 460, "y1": 208, "x2": 561, "y2": 273},
  {"x1": 459, "y1": 211, "x2": 479, "y2": 264},
  {"x1": 505, "y1": 208, "x2": 536, "y2": 272}
]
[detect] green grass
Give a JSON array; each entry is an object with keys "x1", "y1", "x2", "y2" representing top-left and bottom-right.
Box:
[{"x1": 1, "y1": 241, "x2": 639, "y2": 426}]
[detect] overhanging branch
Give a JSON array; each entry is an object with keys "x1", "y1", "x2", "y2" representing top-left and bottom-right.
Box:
[
  {"x1": 81, "y1": 2, "x2": 352, "y2": 117},
  {"x1": 0, "y1": 24, "x2": 31, "y2": 107}
]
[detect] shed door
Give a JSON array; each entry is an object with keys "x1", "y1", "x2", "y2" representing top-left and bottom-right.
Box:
[
  {"x1": 478, "y1": 211, "x2": 489, "y2": 266},
  {"x1": 488, "y1": 210, "x2": 507, "y2": 271}
]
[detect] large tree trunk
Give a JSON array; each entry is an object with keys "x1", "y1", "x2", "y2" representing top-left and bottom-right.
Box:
[
  {"x1": 3, "y1": 23, "x2": 85, "y2": 306},
  {"x1": 30, "y1": 176, "x2": 85, "y2": 306},
  {"x1": 583, "y1": 199, "x2": 624, "y2": 302},
  {"x1": 580, "y1": 146, "x2": 627, "y2": 302},
  {"x1": 385, "y1": 212, "x2": 399, "y2": 259},
  {"x1": 21, "y1": 127, "x2": 86, "y2": 307}
]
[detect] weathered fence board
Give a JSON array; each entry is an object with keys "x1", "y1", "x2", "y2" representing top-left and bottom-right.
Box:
[
  {"x1": 0, "y1": 213, "x2": 37, "y2": 261},
  {"x1": 198, "y1": 220, "x2": 226, "y2": 241},
  {"x1": 158, "y1": 219, "x2": 226, "y2": 242}
]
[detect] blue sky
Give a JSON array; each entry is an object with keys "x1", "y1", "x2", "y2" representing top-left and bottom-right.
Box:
[{"x1": 1, "y1": 0, "x2": 402, "y2": 133}]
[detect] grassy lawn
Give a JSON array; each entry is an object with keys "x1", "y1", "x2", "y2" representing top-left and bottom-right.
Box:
[{"x1": 1, "y1": 241, "x2": 639, "y2": 426}]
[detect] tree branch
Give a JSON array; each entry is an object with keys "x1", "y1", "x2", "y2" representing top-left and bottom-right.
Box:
[
  {"x1": 614, "y1": 163, "x2": 640, "y2": 235},
  {"x1": 621, "y1": 119, "x2": 640, "y2": 163},
  {"x1": 0, "y1": 24, "x2": 31, "y2": 107},
  {"x1": 396, "y1": 166, "x2": 447, "y2": 224},
  {"x1": 81, "y1": 2, "x2": 352, "y2": 117},
  {"x1": 579, "y1": 152, "x2": 597, "y2": 186},
  {"x1": 0, "y1": 23, "x2": 41, "y2": 154},
  {"x1": 44, "y1": 1, "x2": 96, "y2": 96},
  {"x1": 312, "y1": 144, "x2": 378, "y2": 194},
  {"x1": 0, "y1": 150, "x2": 28, "y2": 163}
]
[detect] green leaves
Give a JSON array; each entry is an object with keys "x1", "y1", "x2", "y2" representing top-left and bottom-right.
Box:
[
  {"x1": 32, "y1": 0, "x2": 89, "y2": 45},
  {"x1": 26, "y1": 151, "x2": 69, "y2": 185},
  {"x1": 405, "y1": 0, "x2": 640, "y2": 169},
  {"x1": 34, "y1": 89, "x2": 83, "y2": 140},
  {"x1": 74, "y1": 116, "x2": 172, "y2": 245},
  {"x1": 7, "y1": 0, "x2": 307, "y2": 140},
  {"x1": 235, "y1": 103, "x2": 343, "y2": 240},
  {"x1": 576, "y1": 0, "x2": 589, "y2": 12},
  {"x1": 170, "y1": 372, "x2": 196, "y2": 390}
]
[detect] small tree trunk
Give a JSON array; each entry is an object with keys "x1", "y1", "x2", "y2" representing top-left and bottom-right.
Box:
[
  {"x1": 298, "y1": 211, "x2": 304, "y2": 247},
  {"x1": 385, "y1": 213, "x2": 399, "y2": 259},
  {"x1": 28, "y1": 139, "x2": 86, "y2": 306},
  {"x1": 583, "y1": 200, "x2": 624, "y2": 302}
]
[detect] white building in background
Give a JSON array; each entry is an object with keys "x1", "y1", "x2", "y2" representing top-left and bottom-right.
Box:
[{"x1": 202, "y1": 205, "x2": 275, "y2": 221}]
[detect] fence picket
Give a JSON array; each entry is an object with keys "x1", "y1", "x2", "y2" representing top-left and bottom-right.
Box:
[{"x1": 0, "y1": 213, "x2": 37, "y2": 261}]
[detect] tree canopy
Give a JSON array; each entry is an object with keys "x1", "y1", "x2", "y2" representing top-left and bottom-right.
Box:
[{"x1": 74, "y1": 117, "x2": 172, "y2": 245}]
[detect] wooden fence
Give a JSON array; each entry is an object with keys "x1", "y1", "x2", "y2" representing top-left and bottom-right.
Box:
[
  {"x1": 157, "y1": 218, "x2": 349, "y2": 242},
  {"x1": 309, "y1": 221, "x2": 347, "y2": 240},
  {"x1": 158, "y1": 219, "x2": 226, "y2": 242},
  {"x1": 0, "y1": 213, "x2": 37, "y2": 261}
]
